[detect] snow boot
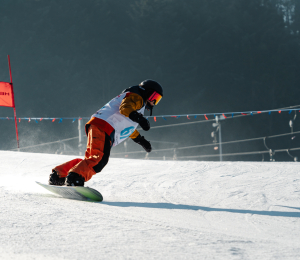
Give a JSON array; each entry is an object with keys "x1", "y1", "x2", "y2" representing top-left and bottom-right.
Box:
[
  {"x1": 49, "y1": 170, "x2": 66, "y2": 186},
  {"x1": 65, "y1": 172, "x2": 85, "y2": 186}
]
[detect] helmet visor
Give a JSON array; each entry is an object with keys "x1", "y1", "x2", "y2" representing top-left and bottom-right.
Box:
[{"x1": 148, "y1": 91, "x2": 162, "y2": 105}]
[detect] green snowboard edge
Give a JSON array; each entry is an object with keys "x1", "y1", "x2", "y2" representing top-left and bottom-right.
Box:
[{"x1": 74, "y1": 186, "x2": 103, "y2": 202}]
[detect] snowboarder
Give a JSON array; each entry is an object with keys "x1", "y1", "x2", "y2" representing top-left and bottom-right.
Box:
[{"x1": 49, "y1": 79, "x2": 163, "y2": 186}]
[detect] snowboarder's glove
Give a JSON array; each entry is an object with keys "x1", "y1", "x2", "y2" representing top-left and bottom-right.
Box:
[
  {"x1": 129, "y1": 111, "x2": 150, "y2": 131},
  {"x1": 133, "y1": 134, "x2": 152, "y2": 152}
]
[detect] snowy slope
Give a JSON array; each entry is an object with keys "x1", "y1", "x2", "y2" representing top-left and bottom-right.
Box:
[{"x1": 0, "y1": 151, "x2": 300, "y2": 260}]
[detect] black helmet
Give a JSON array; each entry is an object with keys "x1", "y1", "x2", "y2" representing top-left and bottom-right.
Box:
[
  {"x1": 139, "y1": 79, "x2": 163, "y2": 100},
  {"x1": 139, "y1": 79, "x2": 163, "y2": 116}
]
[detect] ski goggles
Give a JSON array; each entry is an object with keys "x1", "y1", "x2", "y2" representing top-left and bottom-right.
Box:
[{"x1": 148, "y1": 91, "x2": 163, "y2": 105}]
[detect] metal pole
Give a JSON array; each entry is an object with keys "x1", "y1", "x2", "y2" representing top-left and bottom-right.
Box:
[
  {"x1": 219, "y1": 122, "x2": 222, "y2": 161},
  {"x1": 78, "y1": 118, "x2": 82, "y2": 155},
  {"x1": 8, "y1": 55, "x2": 19, "y2": 150}
]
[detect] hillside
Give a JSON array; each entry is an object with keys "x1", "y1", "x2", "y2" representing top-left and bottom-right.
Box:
[{"x1": 0, "y1": 151, "x2": 300, "y2": 259}]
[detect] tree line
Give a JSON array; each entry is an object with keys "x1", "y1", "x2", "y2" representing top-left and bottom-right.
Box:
[{"x1": 0, "y1": 0, "x2": 299, "y2": 160}]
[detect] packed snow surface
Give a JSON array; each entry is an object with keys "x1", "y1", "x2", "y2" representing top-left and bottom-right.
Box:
[{"x1": 0, "y1": 151, "x2": 300, "y2": 259}]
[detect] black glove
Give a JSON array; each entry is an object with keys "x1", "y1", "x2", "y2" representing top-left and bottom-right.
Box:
[
  {"x1": 132, "y1": 134, "x2": 152, "y2": 152},
  {"x1": 129, "y1": 111, "x2": 150, "y2": 131}
]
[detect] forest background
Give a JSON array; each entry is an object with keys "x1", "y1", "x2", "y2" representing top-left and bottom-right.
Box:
[{"x1": 0, "y1": 0, "x2": 299, "y2": 161}]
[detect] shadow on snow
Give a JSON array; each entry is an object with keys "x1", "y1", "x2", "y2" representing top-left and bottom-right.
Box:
[{"x1": 102, "y1": 202, "x2": 300, "y2": 218}]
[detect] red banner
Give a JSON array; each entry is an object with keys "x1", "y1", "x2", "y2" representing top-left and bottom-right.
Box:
[{"x1": 0, "y1": 82, "x2": 14, "y2": 107}]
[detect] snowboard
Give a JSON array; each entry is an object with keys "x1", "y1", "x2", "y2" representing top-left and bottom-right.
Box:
[{"x1": 36, "y1": 181, "x2": 103, "y2": 202}]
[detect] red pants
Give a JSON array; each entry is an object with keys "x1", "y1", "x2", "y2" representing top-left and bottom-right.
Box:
[{"x1": 53, "y1": 125, "x2": 111, "y2": 182}]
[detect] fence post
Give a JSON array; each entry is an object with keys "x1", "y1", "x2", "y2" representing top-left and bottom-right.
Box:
[
  {"x1": 173, "y1": 148, "x2": 177, "y2": 160},
  {"x1": 213, "y1": 116, "x2": 223, "y2": 161},
  {"x1": 219, "y1": 120, "x2": 222, "y2": 161},
  {"x1": 269, "y1": 149, "x2": 275, "y2": 162},
  {"x1": 124, "y1": 141, "x2": 127, "y2": 154}
]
